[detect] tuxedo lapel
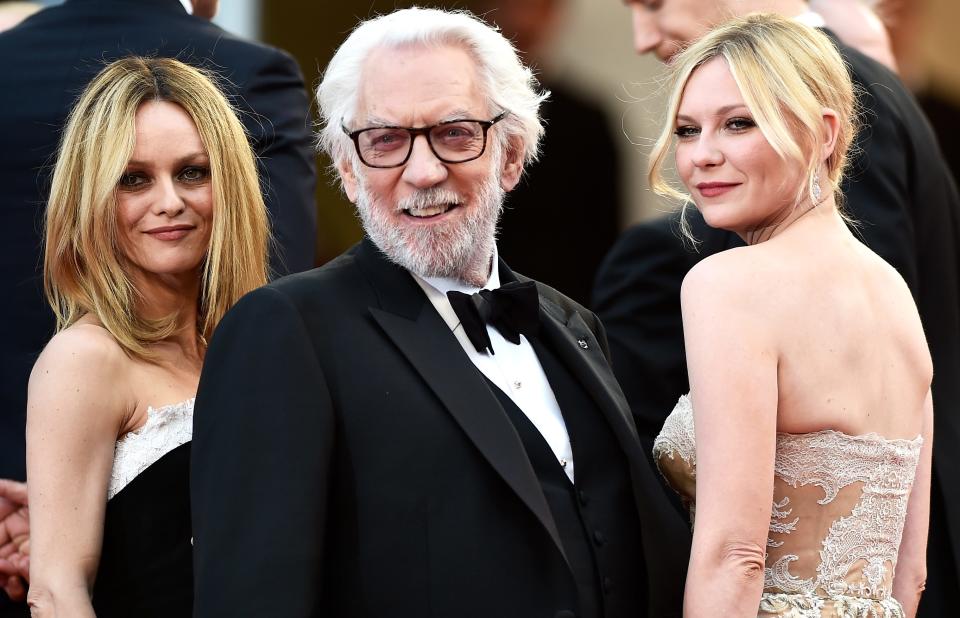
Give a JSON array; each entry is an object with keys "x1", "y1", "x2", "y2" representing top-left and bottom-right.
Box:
[
  {"x1": 503, "y1": 265, "x2": 641, "y2": 450},
  {"x1": 537, "y1": 303, "x2": 642, "y2": 446},
  {"x1": 354, "y1": 239, "x2": 570, "y2": 566}
]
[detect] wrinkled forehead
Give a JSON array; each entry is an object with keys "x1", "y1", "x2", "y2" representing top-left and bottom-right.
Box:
[{"x1": 352, "y1": 43, "x2": 491, "y2": 128}]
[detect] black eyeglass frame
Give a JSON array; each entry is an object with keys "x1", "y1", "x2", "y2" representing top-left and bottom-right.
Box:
[{"x1": 342, "y1": 112, "x2": 508, "y2": 169}]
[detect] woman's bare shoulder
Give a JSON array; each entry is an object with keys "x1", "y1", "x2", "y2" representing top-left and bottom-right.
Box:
[
  {"x1": 28, "y1": 321, "x2": 133, "y2": 416},
  {"x1": 34, "y1": 322, "x2": 126, "y2": 371},
  {"x1": 681, "y1": 245, "x2": 778, "y2": 307}
]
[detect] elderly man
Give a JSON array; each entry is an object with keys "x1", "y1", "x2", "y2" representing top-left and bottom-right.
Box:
[
  {"x1": 594, "y1": 1, "x2": 960, "y2": 616},
  {"x1": 191, "y1": 8, "x2": 688, "y2": 618}
]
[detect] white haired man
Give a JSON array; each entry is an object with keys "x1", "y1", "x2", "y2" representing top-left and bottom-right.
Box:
[{"x1": 191, "y1": 7, "x2": 689, "y2": 618}]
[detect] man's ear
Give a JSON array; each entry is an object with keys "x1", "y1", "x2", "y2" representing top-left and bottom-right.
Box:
[
  {"x1": 337, "y1": 156, "x2": 360, "y2": 204},
  {"x1": 499, "y1": 136, "x2": 525, "y2": 192},
  {"x1": 820, "y1": 107, "x2": 841, "y2": 162}
]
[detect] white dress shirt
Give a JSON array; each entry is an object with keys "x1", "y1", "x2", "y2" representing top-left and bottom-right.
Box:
[{"x1": 413, "y1": 251, "x2": 576, "y2": 482}]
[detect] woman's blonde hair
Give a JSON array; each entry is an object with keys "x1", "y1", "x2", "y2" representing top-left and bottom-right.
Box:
[
  {"x1": 44, "y1": 56, "x2": 270, "y2": 359},
  {"x1": 648, "y1": 13, "x2": 858, "y2": 240}
]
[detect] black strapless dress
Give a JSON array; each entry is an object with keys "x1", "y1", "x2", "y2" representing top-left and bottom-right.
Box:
[{"x1": 91, "y1": 399, "x2": 194, "y2": 617}]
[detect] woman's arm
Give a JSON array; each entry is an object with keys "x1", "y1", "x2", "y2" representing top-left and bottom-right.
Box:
[
  {"x1": 892, "y1": 388, "x2": 933, "y2": 617},
  {"x1": 25, "y1": 327, "x2": 130, "y2": 617},
  {"x1": 680, "y1": 255, "x2": 779, "y2": 617}
]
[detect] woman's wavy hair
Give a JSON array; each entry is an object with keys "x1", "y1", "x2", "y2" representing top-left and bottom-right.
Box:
[
  {"x1": 44, "y1": 56, "x2": 270, "y2": 359},
  {"x1": 648, "y1": 13, "x2": 859, "y2": 241}
]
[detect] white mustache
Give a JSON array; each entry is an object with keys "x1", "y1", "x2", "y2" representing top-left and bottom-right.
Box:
[{"x1": 397, "y1": 188, "x2": 464, "y2": 214}]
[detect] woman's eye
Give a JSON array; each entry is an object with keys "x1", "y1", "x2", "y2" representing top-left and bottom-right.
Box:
[
  {"x1": 727, "y1": 117, "x2": 756, "y2": 131},
  {"x1": 179, "y1": 166, "x2": 209, "y2": 182},
  {"x1": 674, "y1": 125, "x2": 699, "y2": 138},
  {"x1": 118, "y1": 173, "x2": 146, "y2": 188}
]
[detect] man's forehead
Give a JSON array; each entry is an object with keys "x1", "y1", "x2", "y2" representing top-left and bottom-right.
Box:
[{"x1": 354, "y1": 44, "x2": 489, "y2": 125}]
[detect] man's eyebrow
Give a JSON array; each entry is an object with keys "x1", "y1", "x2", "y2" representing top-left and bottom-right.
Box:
[
  {"x1": 355, "y1": 110, "x2": 483, "y2": 129},
  {"x1": 360, "y1": 115, "x2": 397, "y2": 128},
  {"x1": 438, "y1": 109, "x2": 476, "y2": 123}
]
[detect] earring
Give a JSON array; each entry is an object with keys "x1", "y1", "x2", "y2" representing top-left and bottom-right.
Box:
[{"x1": 811, "y1": 170, "x2": 822, "y2": 203}]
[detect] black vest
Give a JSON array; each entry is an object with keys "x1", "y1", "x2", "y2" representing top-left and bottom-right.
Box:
[{"x1": 484, "y1": 335, "x2": 646, "y2": 618}]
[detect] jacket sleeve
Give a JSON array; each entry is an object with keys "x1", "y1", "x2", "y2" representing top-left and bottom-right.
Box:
[
  {"x1": 191, "y1": 286, "x2": 333, "y2": 617},
  {"x1": 592, "y1": 215, "x2": 697, "y2": 448},
  {"x1": 239, "y1": 47, "x2": 317, "y2": 276}
]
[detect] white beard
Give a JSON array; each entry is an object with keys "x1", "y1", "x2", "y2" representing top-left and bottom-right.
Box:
[{"x1": 355, "y1": 167, "x2": 505, "y2": 285}]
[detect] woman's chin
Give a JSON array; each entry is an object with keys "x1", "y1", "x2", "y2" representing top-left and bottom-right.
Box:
[{"x1": 698, "y1": 207, "x2": 737, "y2": 232}]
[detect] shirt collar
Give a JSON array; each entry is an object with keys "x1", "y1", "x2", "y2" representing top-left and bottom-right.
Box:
[
  {"x1": 794, "y1": 11, "x2": 826, "y2": 29},
  {"x1": 412, "y1": 247, "x2": 500, "y2": 333}
]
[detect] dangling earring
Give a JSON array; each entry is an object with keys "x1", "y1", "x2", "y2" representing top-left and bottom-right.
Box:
[{"x1": 811, "y1": 170, "x2": 822, "y2": 204}]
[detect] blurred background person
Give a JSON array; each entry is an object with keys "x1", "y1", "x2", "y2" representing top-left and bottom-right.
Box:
[
  {"x1": 810, "y1": 0, "x2": 898, "y2": 71},
  {"x1": 466, "y1": 0, "x2": 623, "y2": 305},
  {"x1": 0, "y1": 6, "x2": 314, "y2": 610},
  {"x1": 596, "y1": 2, "x2": 960, "y2": 617},
  {"x1": 25, "y1": 56, "x2": 268, "y2": 617},
  {"x1": 0, "y1": 1, "x2": 38, "y2": 32}
]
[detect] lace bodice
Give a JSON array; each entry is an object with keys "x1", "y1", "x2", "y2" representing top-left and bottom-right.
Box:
[
  {"x1": 653, "y1": 394, "x2": 922, "y2": 617},
  {"x1": 108, "y1": 398, "x2": 194, "y2": 500}
]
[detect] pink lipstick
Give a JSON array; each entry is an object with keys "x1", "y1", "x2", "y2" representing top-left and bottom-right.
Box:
[
  {"x1": 145, "y1": 224, "x2": 194, "y2": 241},
  {"x1": 696, "y1": 182, "x2": 740, "y2": 198}
]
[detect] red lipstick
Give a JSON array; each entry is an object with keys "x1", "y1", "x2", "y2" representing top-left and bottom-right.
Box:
[{"x1": 696, "y1": 182, "x2": 740, "y2": 198}]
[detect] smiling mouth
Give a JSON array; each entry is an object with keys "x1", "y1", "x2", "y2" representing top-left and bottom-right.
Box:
[
  {"x1": 403, "y1": 202, "x2": 461, "y2": 219},
  {"x1": 696, "y1": 183, "x2": 740, "y2": 198},
  {"x1": 145, "y1": 225, "x2": 195, "y2": 240}
]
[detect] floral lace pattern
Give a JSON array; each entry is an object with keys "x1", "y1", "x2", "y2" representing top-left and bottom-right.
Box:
[
  {"x1": 653, "y1": 395, "x2": 922, "y2": 617},
  {"x1": 108, "y1": 398, "x2": 194, "y2": 500},
  {"x1": 759, "y1": 592, "x2": 905, "y2": 618}
]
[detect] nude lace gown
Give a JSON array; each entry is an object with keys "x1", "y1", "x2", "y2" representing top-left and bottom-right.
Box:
[{"x1": 653, "y1": 395, "x2": 922, "y2": 618}]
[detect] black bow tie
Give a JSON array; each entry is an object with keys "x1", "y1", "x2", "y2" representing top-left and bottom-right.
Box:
[{"x1": 447, "y1": 280, "x2": 541, "y2": 355}]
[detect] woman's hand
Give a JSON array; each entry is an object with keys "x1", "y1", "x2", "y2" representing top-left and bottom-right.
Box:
[{"x1": 0, "y1": 479, "x2": 29, "y2": 601}]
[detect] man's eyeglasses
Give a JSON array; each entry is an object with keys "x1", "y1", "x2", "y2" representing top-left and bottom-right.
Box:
[{"x1": 342, "y1": 112, "x2": 508, "y2": 169}]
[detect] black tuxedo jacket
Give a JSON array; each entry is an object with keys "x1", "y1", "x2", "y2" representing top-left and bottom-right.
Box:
[
  {"x1": 0, "y1": 0, "x2": 316, "y2": 482},
  {"x1": 191, "y1": 238, "x2": 690, "y2": 617},
  {"x1": 593, "y1": 32, "x2": 960, "y2": 615}
]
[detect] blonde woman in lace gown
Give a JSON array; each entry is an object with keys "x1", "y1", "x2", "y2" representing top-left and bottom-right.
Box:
[
  {"x1": 24, "y1": 57, "x2": 268, "y2": 617},
  {"x1": 646, "y1": 15, "x2": 932, "y2": 618}
]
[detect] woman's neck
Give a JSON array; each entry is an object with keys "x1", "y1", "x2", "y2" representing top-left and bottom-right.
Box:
[
  {"x1": 134, "y1": 270, "x2": 204, "y2": 360},
  {"x1": 740, "y1": 193, "x2": 840, "y2": 245}
]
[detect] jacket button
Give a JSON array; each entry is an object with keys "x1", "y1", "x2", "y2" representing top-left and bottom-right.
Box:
[
  {"x1": 555, "y1": 611, "x2": 576, "y2": 618},
  {"x1": 602, "y1": 576, "x2": 614, "y2": 594},
  {"x1": 593, "y1": 530, "x2": 607, "y2": 547},
  {"x1": 578, "y1": 490, "x2": 589, "y2": 506}
]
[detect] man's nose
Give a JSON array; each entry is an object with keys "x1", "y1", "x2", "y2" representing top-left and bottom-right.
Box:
[
  {"x1": 401, "y1": 134, "x2": 448, "y2": 188},
  {"x1": 631, "y1": 5, "x2": 663, "y2": 56}
]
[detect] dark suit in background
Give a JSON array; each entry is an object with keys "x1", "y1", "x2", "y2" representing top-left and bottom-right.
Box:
[
  {"x1": 593, "y1": 33, "x2": 960, "y2": 617},
  {"x1": 191, "y1": 238, "x2": 690, "y2": 618},
  {"x1": 0, "y1": 0, "x2": 316, "y2": 486},
  {"x1": 497, "y1": 81, "x2": 622, "y2": 307}
]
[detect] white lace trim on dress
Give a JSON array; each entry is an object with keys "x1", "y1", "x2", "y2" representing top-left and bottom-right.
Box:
[{"x1": 107, "y1": 398, "x2": 194, "y2": 500}]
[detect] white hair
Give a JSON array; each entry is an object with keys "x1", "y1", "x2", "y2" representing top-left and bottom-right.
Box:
[{"x1": 316, "y1": 6, "x2": 548, "y2": 173}]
